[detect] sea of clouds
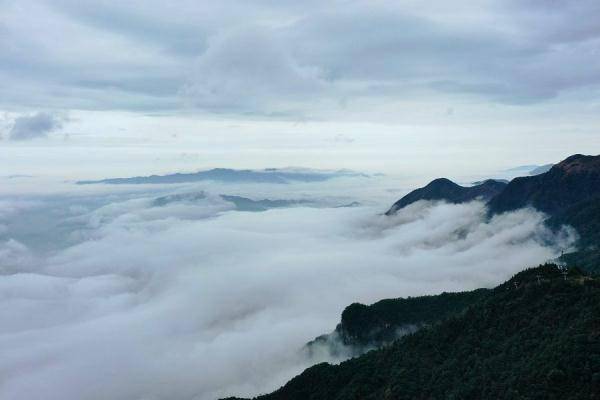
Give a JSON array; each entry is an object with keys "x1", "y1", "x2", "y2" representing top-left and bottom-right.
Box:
[{"x1": 0, "y1": 179, "x2": 575, "y2": 400}]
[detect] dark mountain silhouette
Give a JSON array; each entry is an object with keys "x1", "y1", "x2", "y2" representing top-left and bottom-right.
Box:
[
  {"x1": 385, "y1": 178, "x2": 507, "y2": 215},
  {"x1": 387, "y1": 155, "x2": 599, "y2": 218},
  {"x1": 227, "y1": 264, "x2": 600, "y2": 400},
  {"x1": 487, "y1": 154, "x2": 600, "y2": 216},
  {"x1": 387, "y1": 154, "x2": 600, "y2": 270}
]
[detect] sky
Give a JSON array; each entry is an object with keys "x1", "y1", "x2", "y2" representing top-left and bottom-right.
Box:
[{"x1": 1, "y1": 0, "x2": 600, "y2": 179}]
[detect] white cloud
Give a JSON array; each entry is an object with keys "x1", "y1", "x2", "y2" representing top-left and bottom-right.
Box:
[{"x1": 0, "y1": 192, "x2": 574, "y2": 400}]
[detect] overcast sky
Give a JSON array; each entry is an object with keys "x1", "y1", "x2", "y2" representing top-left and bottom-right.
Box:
[{"x1": 1, "y1": 0, "x2": 600, "y2": 175}]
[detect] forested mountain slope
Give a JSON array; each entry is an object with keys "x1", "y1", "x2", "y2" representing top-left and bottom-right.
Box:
[
  {"x1": 228, "y1": 265, "x2": 600, "y2": 400},
  {"x1": 305, "y1": 289, "x2": 489, "y2": 358}
]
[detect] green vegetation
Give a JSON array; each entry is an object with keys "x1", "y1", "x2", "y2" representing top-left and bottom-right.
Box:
[
  {"x1": 307, "y1": 289, "x2": 489, "y2": 357},
  {"x1": 233, "y1": 265, "x2": 600, "y2": 400},
  {"x1": 548, "y1": 197, "x2": 600, "y2": 273},
  {"x1": 561, "y1": 250, "x2": 600, "y2": 274}
]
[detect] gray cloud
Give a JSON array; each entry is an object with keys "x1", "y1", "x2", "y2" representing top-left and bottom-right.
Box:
[
  {"x1": 182, "y1": 26, "x2": 325, "y2": 113},
  {"x1": 0, "y1": 0, "x2": 599, "y2": 116},
  {"x1": 8, "y1": 112, "x2": 64, "y2": 141}
]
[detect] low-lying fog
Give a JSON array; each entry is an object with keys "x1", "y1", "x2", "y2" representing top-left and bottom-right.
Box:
[{"x1": 0, "y1": 174, "x2": 574, "y2": 400}]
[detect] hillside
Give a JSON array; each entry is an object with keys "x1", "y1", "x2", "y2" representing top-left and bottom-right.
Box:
[
  {"x1": 487, "y1": 154, "x2": 600, "y2": 271},
  {"x1": 229, "y1": 265, "x2": 600, "y2": 400},
  {"x1": 385, "y1": 178, "x2": 506, "y2": 215},
  {"x1": 305, "y1": 289, "x2": 489, "y2": 358},
  {"x1": 548, "y1": 198, "x2": 600, "y2": 273},
  {"x1": 487, "y1": 154, "x2": 600, "y2": 216}
]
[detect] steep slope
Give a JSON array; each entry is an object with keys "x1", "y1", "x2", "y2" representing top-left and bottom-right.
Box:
[
  {"x1": 229, "y1": 265, "x2": 600, "y2": 400},
  {"x1": 548, "y1": 198, "x2": 600, "y2": 273},
  {"x1": 306, "y1": 289, "x2": 489, "y2": 358},
  {"x1": 386, "y1": 178, "x2": 506, "y2": 215}
]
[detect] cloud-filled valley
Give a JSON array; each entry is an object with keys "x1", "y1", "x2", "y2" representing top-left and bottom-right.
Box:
[{"x1": 0, "y1": 179, "x2": 575, "y2": 400}]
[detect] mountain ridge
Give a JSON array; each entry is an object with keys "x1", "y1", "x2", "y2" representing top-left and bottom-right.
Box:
[
  {"x1": 487, "y1": 154, "x2": 600, "y2": 216},
  {"x1": 385, "y1": 178, "x2": 506, "y2": 215},
  {"x1": 387, "y1": 154, "x2": 600, "y2": 271}
]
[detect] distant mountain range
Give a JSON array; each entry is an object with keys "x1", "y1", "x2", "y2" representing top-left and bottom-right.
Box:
[
  {"x1": 227, "y1": 264, "x2": 600, "y2": 400},
  {"x1": 151, "y1": 192, "x2": 362, "y2": 212},
  {"x1": 77, "y1": 168, "x2": 368, "y2": 185}
]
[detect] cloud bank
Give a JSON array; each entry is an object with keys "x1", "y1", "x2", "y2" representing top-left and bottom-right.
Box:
[{"x1": 0, "y1": 190, "x2": 574, "y2": 400}]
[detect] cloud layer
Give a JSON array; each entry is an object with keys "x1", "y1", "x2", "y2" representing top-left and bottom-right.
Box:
[
  {"x1": 0, "y1": 189, "x2": 574, "y2": 400},
  {"x1": 1, "y1": 0, "x2": 599, "y2": 116}
]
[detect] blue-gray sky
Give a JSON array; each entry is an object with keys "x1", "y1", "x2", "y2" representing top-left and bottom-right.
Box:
[{"x1": 1, "y1": 0, "x2": 599, "y2": 175}]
